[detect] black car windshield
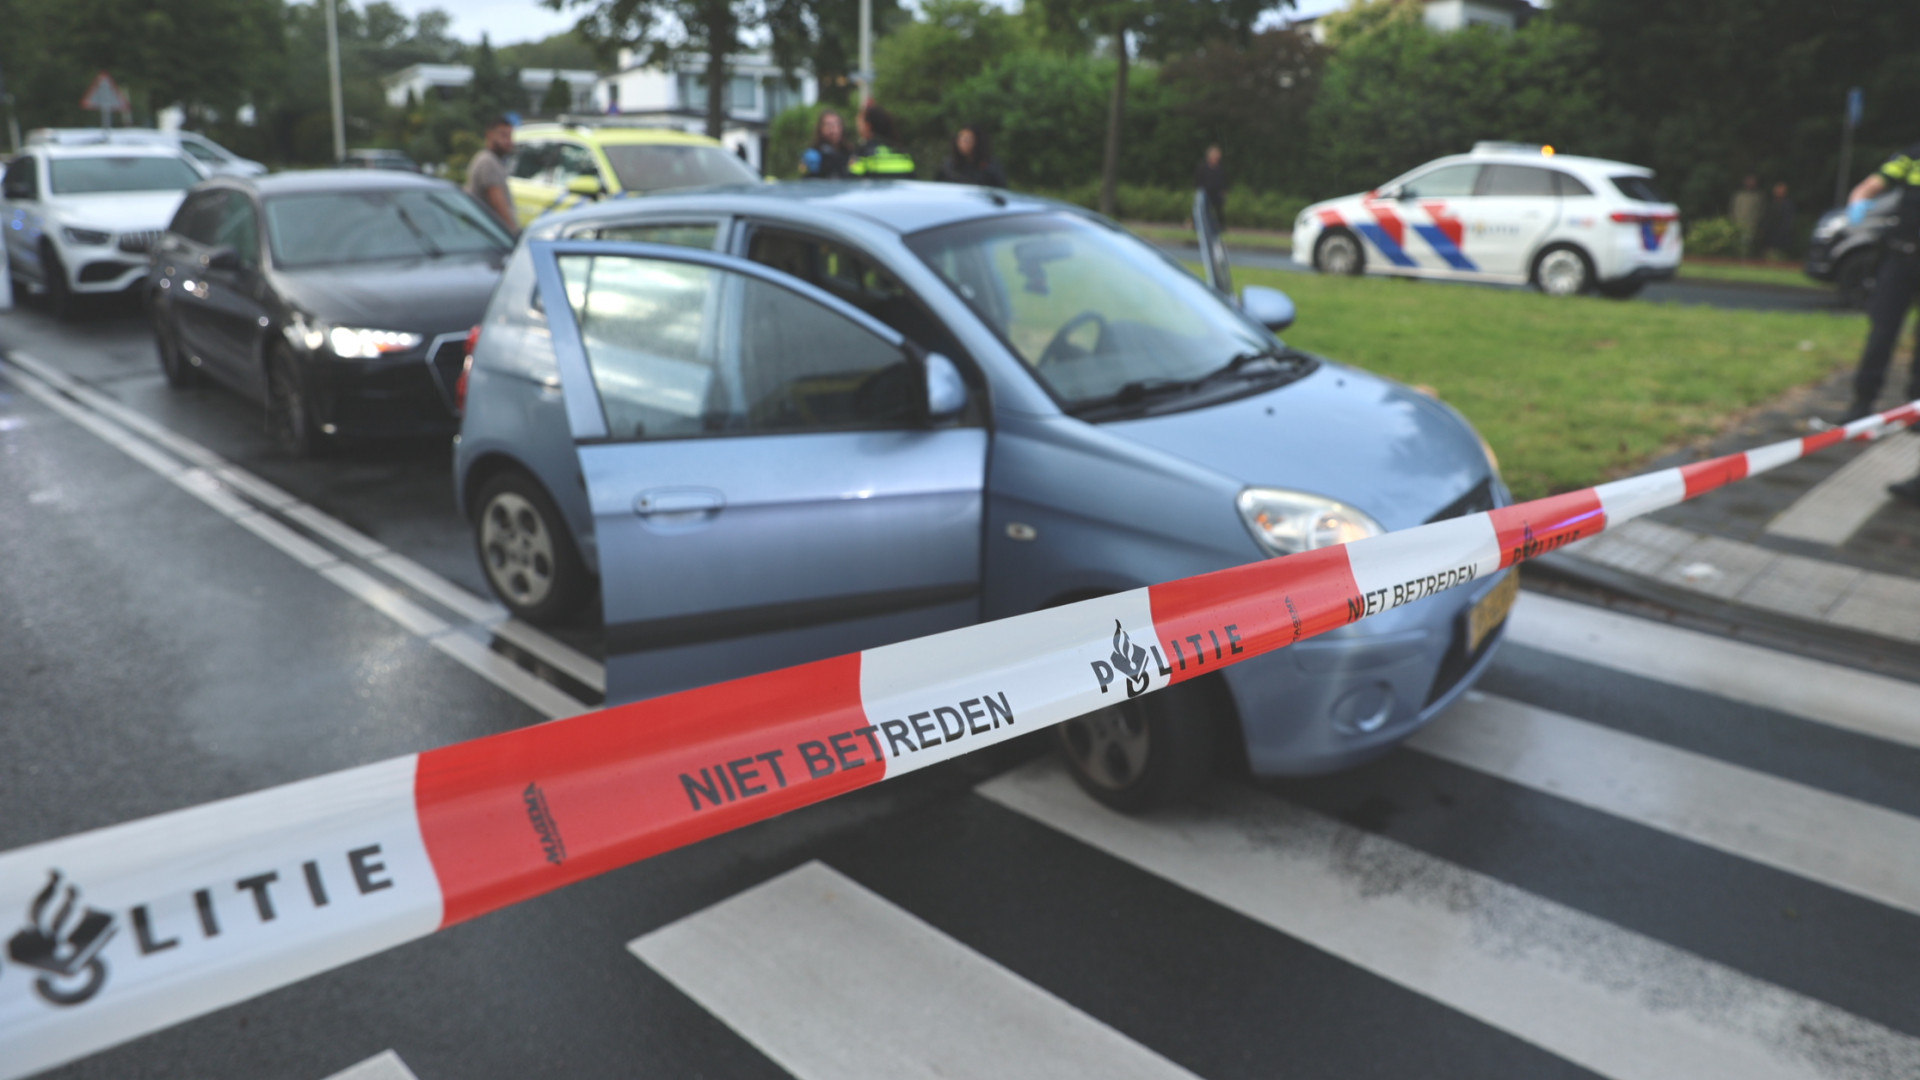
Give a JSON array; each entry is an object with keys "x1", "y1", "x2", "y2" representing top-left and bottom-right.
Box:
[
  {"x1": 265, "y1": 189, "x2": 513, "y2": 268},
  {"x1": 48, "y1": 155, "x2": 200, "y2": 194},
  {"x1": 1610, "y1": 174, "x2": 1668, "y2": 203},
  {"x1": 906, "y1": 212, "x2": 1275, "y2": 410},
  {"x1": 602, "y1": 144, "x2": 759, "y2": 193}
]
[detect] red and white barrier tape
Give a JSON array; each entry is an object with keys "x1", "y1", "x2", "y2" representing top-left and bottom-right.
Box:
[{"x1": 3, "y1": 400, "x2": 1915, "y2": 1076}]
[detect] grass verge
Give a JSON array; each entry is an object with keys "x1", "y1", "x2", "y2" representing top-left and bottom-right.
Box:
[
  {"x1": 1127, "y1": 221, "x2": 1294, "y2": 254},
  {"x1": 1676, "y1": 260, "x2": 1823, "y2": 290},
  {"x1": 1230, "y1": 265, "x2": 1860, "y2": 501}
]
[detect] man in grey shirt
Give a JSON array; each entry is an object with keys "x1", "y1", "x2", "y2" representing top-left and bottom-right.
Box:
[{"x1": 467, "y1": 117, "x2": 518, "y2": 235}]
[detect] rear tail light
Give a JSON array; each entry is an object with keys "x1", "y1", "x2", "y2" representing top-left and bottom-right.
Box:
[
  {"x1": 1610, "y1": 211, "x2": 1679, "y2": 224},
  {"x1": 455, "y1": 324, "x2": 479, "y2": 415}
]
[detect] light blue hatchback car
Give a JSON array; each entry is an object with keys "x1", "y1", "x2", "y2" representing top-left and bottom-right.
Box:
[{"x1": 453, "y1": 182, "x2": 1514, "y2": 808}]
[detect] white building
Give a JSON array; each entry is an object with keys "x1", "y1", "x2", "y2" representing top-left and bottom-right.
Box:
[
  {"x1": 591, "y1": 50, "x2": 816, "y2": 167},
  {"x1": 381, "y1": 64, "x2": 601, "y2": 117},
  {"x1": 1296, "y1": 0, "x2": 1537, "y2": 44}
]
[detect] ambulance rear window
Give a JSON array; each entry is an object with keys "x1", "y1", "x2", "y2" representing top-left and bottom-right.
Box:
[{"x1": 1610, "y1": 175, "x2": 1666, "y2": 203}]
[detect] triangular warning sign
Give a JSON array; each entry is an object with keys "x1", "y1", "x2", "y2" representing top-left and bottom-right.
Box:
[{"x1": 80, "y1": 72, "x2": 129, "y2": 113}]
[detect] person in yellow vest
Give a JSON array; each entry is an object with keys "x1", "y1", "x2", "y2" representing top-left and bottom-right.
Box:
[{"x1": 849, "y1": 103, "x2": 915, "y2": 178}]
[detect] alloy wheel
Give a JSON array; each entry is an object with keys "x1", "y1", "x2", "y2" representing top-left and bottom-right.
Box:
[
  {"x1": 1059, "y1": 704, "x2": 1152, "y2": 791},
  {"x1": 1319, "y1": 233, "x2": 1361, "y2": 275},
  {"x1": 481, "y1": 492, "x2": 558, "y2": 609},
  {"x1": 1537, "y1": 249, "x2": 1589, "y2": 296}
]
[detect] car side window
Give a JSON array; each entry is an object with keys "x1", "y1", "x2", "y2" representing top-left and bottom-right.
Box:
[
  {"x1": 745, "y1": 226, "x2": 968, "y2": 362},
  {"x1": 558, "y1": 254, "x2": 917, "y2": 442},
  {"x1": 1400, "y1": 164, "x2": 1480, "y2": 199},
  {"x1": 510, "y1": 142, "x2": 552, "y2": 180},
  {"x1": 2, "y1": 158, "x2": 38, "y2": 200},
  {"x1": 1553, "y1": 171, "x2": 1594, "y2": 197},
  {"x1": 213, "y1": 192, "x2": 261, "y2": 267},
  {"x1": 180, "y1": 140, "x2": 223, "y2": 165},
  {"x1": 556, "y1": 143, "x2": 600, "y2": 183},
  {"x1": 171, "y1": 191, "x2": 226, "y2": 245},
  {"x1": 1478, "y1": 164, "x2": 1559, "y2": 197},
  {"x1": 586, "y1": 222, "x2": 721, "y2": 248}
]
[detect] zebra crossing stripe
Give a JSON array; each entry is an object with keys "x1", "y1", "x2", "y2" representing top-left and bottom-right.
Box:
[{"x1": 2, "y1": 400, "x2": 1915, "y2": 1078}]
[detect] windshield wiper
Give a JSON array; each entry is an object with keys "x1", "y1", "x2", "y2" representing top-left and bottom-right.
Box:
[
  {"x1": 1067, "y1": 346, "x2": 1315, "y2": 418},
  {"x1": 1197, "y1": 346, "x2": 1313, "y2": 385},
  {"x1": 391, "y1": 204, "x2": 444, "y2": 259}
]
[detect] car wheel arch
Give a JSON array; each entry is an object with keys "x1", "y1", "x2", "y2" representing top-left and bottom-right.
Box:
[
  {"x1": 1530, "y1": 242, "x2": 1595, "y2": 295},
  {"x1": 1314, "y1": 227, "x2": 1367, "y2": 275}
]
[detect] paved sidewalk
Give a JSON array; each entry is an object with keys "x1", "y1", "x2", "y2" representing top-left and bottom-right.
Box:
[{"x1": 1550, "y1": 370, "x2": 1920, "y2": 649}]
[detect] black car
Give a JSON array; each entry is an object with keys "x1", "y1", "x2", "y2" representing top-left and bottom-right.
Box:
[
  {"x1": 1806, "y1": 190, "x2": 1898, "y2": 309},
  {"x1": 148, "y1": 170, "x2": 513, "y2": 455}
]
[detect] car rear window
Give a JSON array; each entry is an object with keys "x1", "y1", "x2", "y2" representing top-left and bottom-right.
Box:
[
  {"x1": 601, "y1": 144, "x2": 760, "y2": 193},
  {"x1": 265, "y1": 189, "x2": 512, "y2": 268},
  {"x1": 48, "y1": 155, "x2": 200, "y2": 194},
  {"x1": 1610, "y1": 174, "x2": 1667, "y2": 203}
]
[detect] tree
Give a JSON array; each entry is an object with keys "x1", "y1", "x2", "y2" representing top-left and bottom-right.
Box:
[
  {"x1": 547, "y1": 0, "x2": 815, "y2": 139},
  {"x1": 541, "y1": 72, "x2": 574, "y2": 116},
  {"x1": 469, "y1": 34, "x2": 524, "y2": 124},
  {"x1": 874, "y1": 0, "x2": 1027, "y2": 165},
  {"x1": 1161, "y1": 28, "x2": 1324, "y2": 193},
  {"x1": 1031, "y1": 0, "x2": 1287, "y2": 216}
]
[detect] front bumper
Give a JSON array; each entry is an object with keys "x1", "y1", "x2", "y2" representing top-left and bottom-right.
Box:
[
  {"x1": 1221, "y1": 566, "x2": 1511, "y2": 776},
  {"x1": 301, "y1": 333, "x2": 468, "y2": 439}
]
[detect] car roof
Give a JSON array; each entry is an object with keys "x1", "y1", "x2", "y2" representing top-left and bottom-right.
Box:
[
  {"x1": 1460, "y1": 147, "x2": 1651, "y2": 176},
  {"x1": 228, "y1": 169, "x2": 456, "y2": 196},
  {"x1": 32, "y1": 141, "x2": 192, "y2": 159},
  {"x1": 542, "y1": 179, "x2": 1068, "y2": 236},
  {"x1": 514, "y1": 123, "x2": 725, "y2": 148}
]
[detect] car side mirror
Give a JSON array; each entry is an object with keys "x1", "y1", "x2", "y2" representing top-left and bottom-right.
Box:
[
  {"x1": 924, "y1": 352, "x2": 967, "y2": 421},
  {"x1": 567, "y1": 175, "x2": 605, "y2": 197},
  {"x1": 1240, "y1": 285, "x2": 1295, "y2": 331},
  {"x1": 203, "y1": 246, "x2": 243, "y2": 271}
]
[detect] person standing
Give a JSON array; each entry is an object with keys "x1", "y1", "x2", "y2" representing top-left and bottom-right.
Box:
[
  {"x1": 849, "y1": 104, "x2": 916, "y2": 178},
  {"x1": 1731, "y1": 174, "x2": 1765, "y2": 257},
  {"x1": 936, "y1": 126, "x2": 1006, "y2": 187},
  {"x1": 1758, "y1": 181, "x2": 1797, "y2": 259},
  {"x1": 800, "y1": 110, "x2": 851, "y2": 179},
  {"x1": 466, "y1": 116, "x2": 519, "y2": 236},
  {"x1": 1841, "y1": 140, "x2": 1920, "y2": 427},
  {"x1": 1195, "y1": 144, "x2": 1228, "y2": 230}
]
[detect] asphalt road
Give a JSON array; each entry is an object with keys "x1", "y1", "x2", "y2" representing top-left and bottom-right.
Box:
[
  {"x1": 4, "y1": 297, "x2": 1918, "y2": 1080},
  {"x1": 1156, "y1": 242, "x2": 1854, "y2": 314}
]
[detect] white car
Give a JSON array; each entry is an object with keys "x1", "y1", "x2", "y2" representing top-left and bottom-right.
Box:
[
  {"x1": 27, "y1": 127, "x2": 267, "y2": 178},
  {"x1": 2, "y1": 143, "x2": 207, "y2": 317},
  {"x1": 1293, "y1": 143, "x2": 1682, "y2": 298}
]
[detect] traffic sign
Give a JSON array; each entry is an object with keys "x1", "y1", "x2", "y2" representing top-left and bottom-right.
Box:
[{"x1": 80, "y1": 72, "x2": 128, "y2": 114}]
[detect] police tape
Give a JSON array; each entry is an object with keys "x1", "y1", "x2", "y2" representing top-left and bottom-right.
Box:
[{"x1": 2, "y1": 400, "x2": 1916, "y2": 1077}]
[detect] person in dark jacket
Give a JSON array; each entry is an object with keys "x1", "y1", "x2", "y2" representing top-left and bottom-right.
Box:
[
  {"x1": 799, "y1": 110, "x2": 851, "y2": 179},
  {"x1": 1757, "y1": 181, "x2": 1797, "y2": 258},
  {"x1": 936, "y1": 126, "x2": 1006, "y2": 187},
  {"x1": 849, "y1": 104, "x2": 915, "y2": 177},
  {"x1": 1841, "y1": 140, "x2": 1920, "y2": 505},
  {"x1": 1195, "y1": 144, "x2": 1228, "y2": 229}
]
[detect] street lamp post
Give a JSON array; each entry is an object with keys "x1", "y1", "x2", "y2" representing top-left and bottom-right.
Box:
[
  {"x1": 325, "y1": 0, "x2": 346, "y2": 163},
  {"x1": 857, "y1": 0, "x2": 872, "y2": 106}
]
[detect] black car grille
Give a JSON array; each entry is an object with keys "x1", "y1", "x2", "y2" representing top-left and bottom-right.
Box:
[
  {"x1": 1425, "y1": 476, "x2": 1498, "y2": 524},
  {"x1": 117, "y1": 230, "x2": 162, "y2": 254}
]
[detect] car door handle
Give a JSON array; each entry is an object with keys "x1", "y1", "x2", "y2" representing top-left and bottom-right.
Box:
[{"x1": 634, "y1": 488, "x2": 725, "y2": 516}]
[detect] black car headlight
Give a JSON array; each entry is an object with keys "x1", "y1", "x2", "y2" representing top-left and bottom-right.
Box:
[{"x1": 61, "y1": 226, "x2": 111, "y2": 246}]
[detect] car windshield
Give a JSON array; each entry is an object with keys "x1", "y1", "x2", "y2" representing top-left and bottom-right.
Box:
[
  {"x1": 265, "y1": 189, "x2": 513, "y2": 268},
  {"x1": 601, "y1": 144, "x2": 759, "y2": 193},
  {"x1": 48, "y1": 155, "x2": 200, "y2": 194},
  {"x1": 906, "y1": 212, "x2": 1277, "y2": 411},
  {"x1": 1610, "y1": 174, "x2": 1668, "y2": 203}
]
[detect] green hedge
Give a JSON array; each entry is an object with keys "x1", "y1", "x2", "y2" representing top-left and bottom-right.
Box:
[
  {"x1": 1681, "y1": 216, "x2": 1745, "y2": 258},
  {"x1": 1030, "y1": 183, "x2": 1311, "y2": 231}
]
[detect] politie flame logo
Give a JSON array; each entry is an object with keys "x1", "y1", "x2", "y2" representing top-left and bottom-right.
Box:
[
  {"x1": 1109, "y1": 620, "x2": 1152, "y2": 698},
  {"x1": 7, "y1": 870, "x2": 117, "y2": 1006}
]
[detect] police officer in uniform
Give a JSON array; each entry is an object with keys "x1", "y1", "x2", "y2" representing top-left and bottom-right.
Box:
[
  {"x1": 849, "y1": 104, "x2": 915, "y2": 179},
  {"x1": 1841, "y1": 141, "x2": 1920, "y2": 505}
]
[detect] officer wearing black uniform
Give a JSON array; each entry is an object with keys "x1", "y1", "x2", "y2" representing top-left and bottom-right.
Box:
[
  {"x1": 1844, "y1": 142, "x2": 1920, "y2": 504},
  {"x1": 849, "y1": 104, "x2": 916, "y2": 179}
]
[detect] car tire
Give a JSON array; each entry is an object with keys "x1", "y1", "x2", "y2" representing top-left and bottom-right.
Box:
[
  {"x1": 39, "y1": 242, "x2": 74, "y2": 321},
  {"x1": 472, "y1": 469, "x2": 591, "y2": 625},
  {"x1": 1597, "y1": 278, "x2": 1645, "y2": 300},
  {"x1": 1314, "y1": 230, "x2": 1365, "y2": 276},
  {"x1": 1835, "y1": 249, "x2": 1879, "y2": 310},
  {"x1": 1533, "y1": 245, "x2": 1594, "y2": 297},
  {"x1": 1055, "y1": 676, "x2": 1220, "y2": 813},
  {"x1": 266, "y1": 345, "x2": 327, "y2": 458},
  {"x1": 153, "y1": 307, "x2": 203, "y2": 388}
]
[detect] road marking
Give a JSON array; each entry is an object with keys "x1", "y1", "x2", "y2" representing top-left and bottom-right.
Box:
[
  {"x1": 1413, "y1": 693, "x2": 1920, "y2": 916},
  {"x1": 1767, "y1": 433, "x2": 1920, "y2": 545},
  {"x1": 0, "y1": 351, "x2": 598, "y2": 718},
  {"x1": 632, "y1": 861, "x2": 1203, "y2": 1080},
  {"x1": 982, "y1": 760, "x2": 1920, "y2": 1080},
  {"x1": 1510, "y1": 593, "x2": 1920, "y2": 750},
  {"x1": 321, "y1": 1050, "x2": 420, "y2": 1080}
]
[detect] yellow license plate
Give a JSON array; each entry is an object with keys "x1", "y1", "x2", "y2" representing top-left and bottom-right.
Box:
[{"x1": 1468, "y1": 570, "x2": 1520, "y2": 654}]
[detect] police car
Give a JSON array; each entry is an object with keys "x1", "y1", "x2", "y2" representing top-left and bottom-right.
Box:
[{"x1": 1294, "y1": 143, "x2": 1682, "y2": 298}]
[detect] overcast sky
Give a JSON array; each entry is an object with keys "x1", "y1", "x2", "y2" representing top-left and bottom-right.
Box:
[{"x1": 376, "y1": 0, "x2": 1349, "y2": 48}]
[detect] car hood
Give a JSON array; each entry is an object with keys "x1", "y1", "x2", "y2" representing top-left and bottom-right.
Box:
[
  {"x1": 1104, "y1": 362, "x2": 1493, "y2": 531},
  {"x1": 44, "y1": 191, "x2": 187, "y2": 231},
  {"x1": 273, "y1": 254, "x2": 505, "y2": 334}
]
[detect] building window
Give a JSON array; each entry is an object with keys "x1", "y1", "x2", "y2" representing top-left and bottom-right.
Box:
[{"x1": 677, "y1": 72, "x2": 760, "y2": 113}]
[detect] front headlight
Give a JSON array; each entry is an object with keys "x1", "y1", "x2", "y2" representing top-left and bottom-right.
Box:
[
  {"x1": 62, "y1": 226, "x2": 111, "y2": 246},
  {"x1": 1813, "y1": 213, "x2": 1846, "y2": 241},
  {"x1": 1237, "y1": 487, "x2": 1385, "y2": 557},
  {"x1": 325, "y1": 325, "x2": 423, "y2": 359}
]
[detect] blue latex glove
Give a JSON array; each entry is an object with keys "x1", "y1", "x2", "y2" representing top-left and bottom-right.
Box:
[
  {"x1": 802, "y1": 148, "x2": 821, "y2": 176},
  {"x1": 1848, "y1": 199, "x2": 1870, "y2": 226}
]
